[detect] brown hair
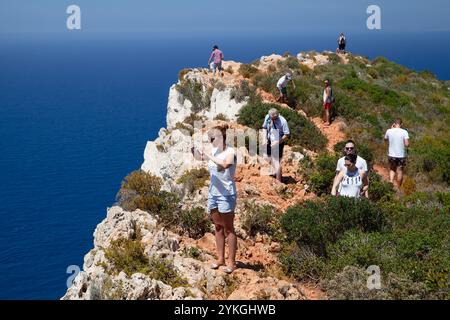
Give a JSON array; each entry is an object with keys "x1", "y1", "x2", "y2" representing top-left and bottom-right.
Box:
[
  {"x1": 394, "y1": 118, "x2": 403, "y2": 125},
  {"x1": 208, "y1": 123, "x2": 229, "y2": 143}
]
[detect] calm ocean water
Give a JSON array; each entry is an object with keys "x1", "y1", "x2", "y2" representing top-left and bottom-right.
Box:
[{"x1": 0, "y1": 31, "x2": 449, "y2": 299}]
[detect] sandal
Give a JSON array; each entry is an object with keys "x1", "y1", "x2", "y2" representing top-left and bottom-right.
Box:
[
  {"x1": 223, "y1": 266, "x2": 236, "y2": 274},
  {"x1": 210, "y1": 262, "x2": 225, "y2": 270}
]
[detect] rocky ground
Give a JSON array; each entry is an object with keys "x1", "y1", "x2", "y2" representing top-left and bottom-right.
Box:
[{"x1": 64, "y1": 51, "x2": 364, "y2": 300}]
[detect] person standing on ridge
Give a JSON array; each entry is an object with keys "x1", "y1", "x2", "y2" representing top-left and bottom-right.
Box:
[
  {"x1": 262, "y1": 108, "x2": 290, "y2": 182},
  {"x1": 335, "y1": 140, "x2": 369, "y2": 197},
  {"x1": 276, "y1": 73, "x2": 293, "y2": 104},
  {"x1": 322, "y1": 79, "x2": 334, "y2": 126},
  {"x1": 384, "y1": 118, "x2": 410, "y2": 189},
  {"x1": 337, "y1": 33, "x2": 346, "y2": 54},
  {"x1": 192, "y1": 124, "x2": 238, "y2": 274},
  {"x1": 208, "y1": 45, "x2": 224, "y2": 77}
]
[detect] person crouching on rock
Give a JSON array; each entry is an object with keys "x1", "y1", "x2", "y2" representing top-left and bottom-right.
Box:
[
  {"x1": 276, "y1": 73, "x2": 293, "y2": 104},
  {"x1": 192, "y1": 124, "x2": 238, "y2": 274}
]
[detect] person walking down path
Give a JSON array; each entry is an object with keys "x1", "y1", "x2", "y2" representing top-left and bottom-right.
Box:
[
  {"x1": 332, "y1": 153, "x2": 368, "y2": 198},
  {"x1": 384, "y1": 118, "x2": 410, "y2": 189},
  {"x1": 335, "y1": 139, "x2": 369, "y2": 197},
  {"x1": 322, "y1": 79, "x2": 334, "y2": 126},
  {"x1": 336, "y1": 33, "x2": 346, "y2": 54},
  {"x1": 276, "y1": 73, "x2": 293, "y2": 104},
  {"x1": 262, "y1": 108, "x2": 290, "y2": 183},
  {"x1": 208, "y1": 45, "x2": 224, "y2": 77},
  {"x1": 192, "y1": 124, "x2": 237, "y2": 274}
]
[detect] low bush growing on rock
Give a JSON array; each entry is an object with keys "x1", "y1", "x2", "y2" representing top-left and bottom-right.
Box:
[
  {"x1": 278, "y1": 195, "x2": 449, "y2": 299},
  {"x1": 230, "y1": 80, "x2": 259, "y2": 103},
  {"x1": 116, "y1": 171, "x2": 179, "y2": 218},
  {"x1": 280, "y1": 196, "x2": 386, "y2": 255},
  {"x1": 175, "y1": 79, "x2": 212, "y2": 113},
  {"x1": 238, "y1": 63, "x2": 259, "y2": 79},
  {"x1": 176, "y1": 168, "x2": 209, "y2": 195},
  {"x1": 116, "y1": 171, "x2": 210, "y2": 239},
  {"x1": 299, "y1": 153, "x2": 338, "y2": 196},
  {"x1": 179, "y1": 207, "x2": 211, "y2": 239},
  {"x1": 103, "y1": 227, "x2": 187, "y2": 288},
  {"x1": 240, "y1": 201, "x2": 277, "y2": 237}
]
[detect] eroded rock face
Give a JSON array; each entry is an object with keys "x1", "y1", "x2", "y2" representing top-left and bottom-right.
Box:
[
  {"x1": 64, "y1": 54, "x2": 336, "y2": 300},
  {"x1": 62, "y1": 206, "x2": 229, "y2": 300}
]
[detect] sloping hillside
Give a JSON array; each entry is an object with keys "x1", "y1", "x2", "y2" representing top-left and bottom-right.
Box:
[{"x1": 64, "y1": 51, "x2": 449, "y2": 300}]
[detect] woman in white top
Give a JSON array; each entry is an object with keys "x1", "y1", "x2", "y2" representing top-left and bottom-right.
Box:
[
  {"x1": 331, "y1": 153, "x2": 368, "y2": 198},
  {"x1": 193, "y1": 124, "x2": 237, "y2": 274}
]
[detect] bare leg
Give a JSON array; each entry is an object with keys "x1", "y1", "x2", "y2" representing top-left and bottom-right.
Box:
[
  {"x1": 221, "y1": 213, "x2": 237, "y2": 270},
  {"x1": 211, "y1": 210, "x2": 225, "y2": 265},
  {"x1": 389, "y1": 161, "x2": 397, "y2": 185},
  {"x1": 396, "y1": 167, "x2": 404, "y2": 188},
  {"x1": 273, "y1": 157, "x2": 282, "y2": 182},
  {"x1": 324, "y1": 109, "x2": 330, "y2": 125}
]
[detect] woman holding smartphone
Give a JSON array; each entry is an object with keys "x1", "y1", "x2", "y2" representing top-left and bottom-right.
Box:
[{"x1": 192, "y1": 124, "x2": 237, "y2": 274}]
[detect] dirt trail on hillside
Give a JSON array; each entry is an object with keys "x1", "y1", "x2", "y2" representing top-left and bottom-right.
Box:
[{"x1": 180, "y1": 232, "x2": 326, "y2": 300}]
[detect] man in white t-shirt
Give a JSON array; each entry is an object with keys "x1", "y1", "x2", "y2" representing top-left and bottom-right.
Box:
[
  {"x1": 276, "y1": 73, "x2": 293, "y2": 104},
  {"x1": 335, "y1": 139, "x2": 369, "y2": 197},
  {"x1": 384, "y1": 118, "x2": 410, "y2": 188}
]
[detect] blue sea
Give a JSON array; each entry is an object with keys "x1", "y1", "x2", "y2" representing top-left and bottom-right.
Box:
[{"x1": 0, "y1": 31, "x2": 449, "y2": 299}]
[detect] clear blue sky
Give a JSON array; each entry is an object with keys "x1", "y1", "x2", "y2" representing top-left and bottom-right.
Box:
[{"x1": 0, "y1": 0, "x2": 448, "y2": 34}]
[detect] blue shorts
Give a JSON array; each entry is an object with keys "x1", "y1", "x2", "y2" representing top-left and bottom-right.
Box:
[{"x1": 207, "y1": 194, "x2": 237, "y2": 214}]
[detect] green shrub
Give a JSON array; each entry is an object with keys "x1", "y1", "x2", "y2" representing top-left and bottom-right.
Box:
[
  {"x1": 322, "y1": 266, "x2": 431, "y2": 300},
  {"x1": 408, "y1": 136, "x2": 450, "y2": 185},
  {"x1": 327, "y1": 53, "x2": 341, "y2": 65},
  {"x1": 182, "y1": 246, "x2": 202, "y2": 260},
  {"x1": 331, "y1": 91, "x2": 362, "y2": 119},
  {"x1": 179, "y1": 207, "x2": 211, "y2": 239},
  {"x1": 213, "y1": 113, "x2": 229, "y2": 121},
  {"x1": 240, "y1": 201, "x2": 277, "y2": 236},
  {"x1": 237, "y1": 102, "x2": 327, "y2": 151},
  {"x1": 103, "y1": 228, "x2": 188, "y2": 288},
  {"x1": 230, "y1": 80, "x2": 259, "y2": 103},
  {"x1": 116, "y1": 171, "x2": 179, "y2": 218},
  {"x1": 368, "y1": 172, "x2": 395, "y2": 202},
  {"x1": 252, "y1": 72, "x2": 282, "y2": 96},
  {"x1": 338, "y1": 75, "x2": 410, "y2": 108},
  {"x1": 238, "y1": 63, "x2": 259, "y2": 78},
  {"x1": 279, "y1": 243, "x2": 324, "y2": 281},
  {"x1": 175, "y1": 79, "x2": 212, "y2": 113},
  {"x1": 277, "y1": 56, "x2": 301, "y2": 70},
  {"x1": 176, "y1": 168, "x2": 209, "y2": 194},
  {"x1": 280, "y1": 197, "x2": 385, "y2": 255},
  {"x1": 307, "y1": 154, "x2": 339, "y2": 196}
]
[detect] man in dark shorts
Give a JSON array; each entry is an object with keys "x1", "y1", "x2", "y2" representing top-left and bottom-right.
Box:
[
  {"x1": 276, "y1": 73, "x2": 292, "y2": 104},
  {"x1": 384, "y1": 118, "x2": 410, "y2": 188},
  {"x1": 262, "y1": 108, "x2": 290, "y2": 182},
  {"x1": 337, "y1": 33, "x2": 346, "y2": 53}
]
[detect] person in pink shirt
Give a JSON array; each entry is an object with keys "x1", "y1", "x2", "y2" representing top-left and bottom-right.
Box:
[{"x1": 208, "y1": 45, "x2": 224, "y2": 77}]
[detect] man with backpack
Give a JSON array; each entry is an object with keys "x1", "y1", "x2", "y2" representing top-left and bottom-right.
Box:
[
  {"x1": 337, "y1": 33, "x2": 346, "y2": 54},
  {"x1": 323, "y1": 79, "x2": 334, "y2": 126}
]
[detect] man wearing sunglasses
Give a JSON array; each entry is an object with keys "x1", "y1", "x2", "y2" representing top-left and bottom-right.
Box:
[{"x1": 335, "y1": 140, "x2": 369, "y2": 196}]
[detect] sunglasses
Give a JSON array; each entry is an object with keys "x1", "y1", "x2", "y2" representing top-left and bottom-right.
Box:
[{"x1": 345, "y1": 147, "x2": 355, "y2": 150}]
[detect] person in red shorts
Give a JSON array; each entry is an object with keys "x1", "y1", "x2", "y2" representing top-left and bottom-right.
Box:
[{"x1": 322, "y1": 79, "x2": 334, "y2": 126}]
